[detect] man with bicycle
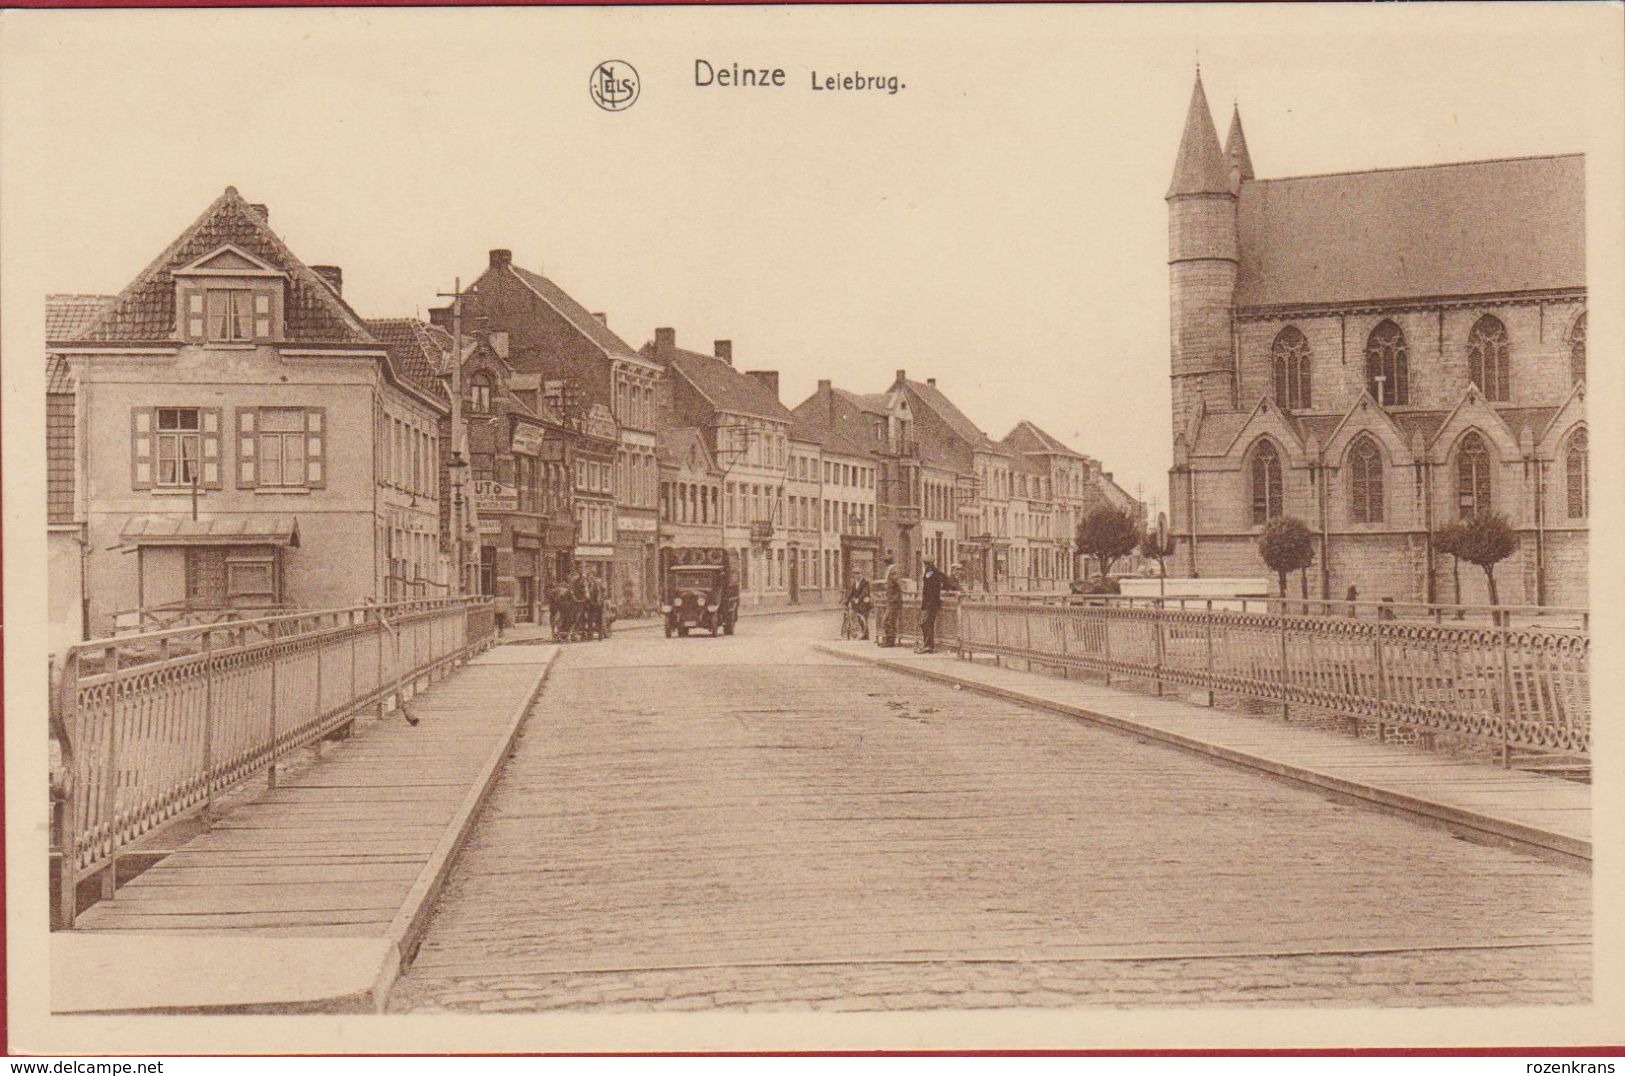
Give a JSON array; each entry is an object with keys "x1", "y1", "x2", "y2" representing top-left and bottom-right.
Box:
[{"x1": 843, "y1": 572, "x2": 872, "y2": 640}]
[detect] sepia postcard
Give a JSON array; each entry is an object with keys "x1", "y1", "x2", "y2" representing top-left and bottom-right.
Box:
[{"x1": 2, "y1": 1, "x2": 1623, "y2": 1056}]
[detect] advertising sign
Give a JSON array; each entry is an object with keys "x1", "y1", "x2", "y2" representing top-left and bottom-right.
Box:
[
  {"x1": 472, "y1": 480, "x2": 519, "y2": 512},
  {"x1": 509, "y1": 423, "x2": 545, "y2": 456}
]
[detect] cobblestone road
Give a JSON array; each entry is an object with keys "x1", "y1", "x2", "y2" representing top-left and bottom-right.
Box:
[{"x1": 388, "y1": 614, "x2": 1589, "y2": 1012}]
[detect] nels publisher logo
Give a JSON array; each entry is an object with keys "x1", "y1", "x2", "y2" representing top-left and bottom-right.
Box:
[{"x1": 590, "y1": 61, "x2": 640, "y2": 111}]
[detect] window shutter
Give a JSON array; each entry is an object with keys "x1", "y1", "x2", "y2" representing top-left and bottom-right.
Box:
[
  {"x1": 200, "y1": 408, "x2": 224, "y2": 489},
  {"x1": 236, "y1": 408, "x2": 257, "y2": 488},
  {"x1": 186, "y1": 292, "x2": 206, "y2": 340},
  {"x1": 306, "y1": 408, "x2": 327, "y2": 488},
  {"x1": 131, "y1": 407, "x2": 154, "y2": 490},
  {"x1": 253, "y1": 293, "x2": 272, "y2": 339}
]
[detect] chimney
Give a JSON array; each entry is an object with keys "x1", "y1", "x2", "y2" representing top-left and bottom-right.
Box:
[
  {"x1": 817, "y1": 379, "x2": 831, "y2": 392},
  {"x1": 489, "y1": 331, "x2": 510, "y2": 359},
  {"x1": 747, "y1": 370, "x2": 779, "y2": 401},
  {"x1": 489, "y1": 248, "x2": 512, "y2": 269},
  {"x1": 714, "y1": 340, "x2": 733, "y2": 365},
  {"x1": 248, "y1": 203, "x2": 269, "y2": 222},
  {"x1": 310, "y1": 265, "x2": 343, "y2": 296},
  {"x1": 927, "y1": 377, "x2": 937, "y2": 387},
  {"x1": 653, "y1": 327, "x2": 676, "y2": 364},
  {"x1": 592, "y1": 312, "x2": 608, "y2": 325},
  {"x1": 894, "y1": 369, "x2": 907, "y2": 385}
]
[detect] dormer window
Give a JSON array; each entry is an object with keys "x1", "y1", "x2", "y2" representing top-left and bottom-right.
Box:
[
  {"x1": 173, "y1": 244, "x2": 286, "y2": 344},
  {"x1": 470, "y1": 373, "x2": 493, "y2": 414}
]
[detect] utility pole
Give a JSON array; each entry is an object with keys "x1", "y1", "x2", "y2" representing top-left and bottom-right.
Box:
[{"x1": 437, "y1": 278, "x2": 472, "y2": 596}]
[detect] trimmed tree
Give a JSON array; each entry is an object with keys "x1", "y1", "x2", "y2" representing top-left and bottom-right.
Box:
[
  {"x1": 1075, "y1": 506, "x2": 1142, "y2": 584},
  {"x1": 1433, "y1": 519, "x2": 1467, "y2": 613},
  {"x1": 1451, "y1": 512, "x2": 1519, "y2": 611},
  {"x1": 1139, "y1": 528, "x2": 1176, "y2": 588},
  {"x1": 1257, "y1": 516, "x2": 1315, "y2": 600}
]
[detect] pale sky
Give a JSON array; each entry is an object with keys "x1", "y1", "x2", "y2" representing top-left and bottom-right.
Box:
[{"x1": 1, "y1": 4, "x2": 1613, "y2": 508}]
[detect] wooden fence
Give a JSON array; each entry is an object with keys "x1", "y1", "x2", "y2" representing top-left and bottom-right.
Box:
[
  {"x1": 50, "y1": 597, "x2": 496, "y2": 928},
  {"x1": 873, "y1": 594, "x2": 1588, "y2": 765}
]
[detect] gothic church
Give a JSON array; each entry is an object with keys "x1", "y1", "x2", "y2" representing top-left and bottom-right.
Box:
[{"x1": 1166, "y1": 72, "x2": 1588, "y2": 606}]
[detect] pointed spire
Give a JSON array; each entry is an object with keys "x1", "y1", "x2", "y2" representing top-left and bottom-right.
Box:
[
  {"x1": 1225, "y1": 103, "x2": 1255, "y2": 183},
  {"x1": 1167, "y1": 70, "x2": 1231, "y2": 198}
]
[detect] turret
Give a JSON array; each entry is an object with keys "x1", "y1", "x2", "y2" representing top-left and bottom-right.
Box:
[{"x1": 1167, "y1": 71, "x2": 1240, "y2": 447}]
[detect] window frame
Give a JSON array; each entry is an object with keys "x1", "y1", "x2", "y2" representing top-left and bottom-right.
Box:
[
  {"x1": 1565, "y1": 427, "x2": 1588, "y2": 520},
  {"x1": 1271, "y1": 326, "x2": 1312, "y2": 410},
  {"x1": 1248, "y1": 440, "x2": 1284, "y2": 526},
  {"x1": 1347, "y1": 436, "x2": 1385, "y2": 524},
  {"x1": 1467, "y1": 314, "x2": 1511, "y2": 402},
  {"x1": 1364, "y1": 320, "x2": 1410, "y2": 407},
  {"x1": 1455, "y1": 432, "x2": 1493, "y2": 521}
]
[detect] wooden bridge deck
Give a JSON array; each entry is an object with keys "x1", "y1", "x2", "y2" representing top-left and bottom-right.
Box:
[{"x1": 71, "y1": 646, "x2": 555, "y2": 938}]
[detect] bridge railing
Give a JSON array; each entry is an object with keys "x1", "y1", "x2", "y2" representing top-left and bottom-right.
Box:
[
  {"x1": 50, "y1": 596, "x2": 496, "y2": 928},
  {"x1": 871, "y1": 594, "x2": 1588, "y2": 765}
]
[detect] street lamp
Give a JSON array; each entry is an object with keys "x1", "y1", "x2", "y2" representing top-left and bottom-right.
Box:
[{"x1": 446, "y1": 449, "x2": 470, "y2": 595}]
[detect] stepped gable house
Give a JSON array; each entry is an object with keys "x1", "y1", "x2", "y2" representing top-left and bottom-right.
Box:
[
  {"x1": 47, "y1": 187, "x2": 449, "y2": 642},
  {"x1": 1166, "y1": 72, "x2": 1587, "y2": 605}
]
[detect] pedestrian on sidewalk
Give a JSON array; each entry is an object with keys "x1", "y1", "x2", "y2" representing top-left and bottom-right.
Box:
[
  {"x1": 916, "y1": 557, "x2": 958, "y2": 653},
  {"x1": 877, "y1": 553, "x2": 902, "y2": 647}
]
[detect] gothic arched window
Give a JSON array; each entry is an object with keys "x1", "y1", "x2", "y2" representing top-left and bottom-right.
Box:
[
  {"x1": 1365, "y1": 320, "x2": 1409, "y2": 406},
  {"x1": 1566, "y1": 428, "x2": 1588, "y2": 519},
  {"x1": 1455, "y1": 432, "x2": 1492, "y2": 520},
  {"x1": 1249, "y1": 440, "x2": 1283, "y2": 525},
  {"x1": 1570, "y1": 311, "x2": 1587, "y2": 385},
  {"x1": 1348, "y1": 437, "x2": 1384, "y2": 523},
  {"x1": 1467, "y1": 314, "x2": 1511, "y2": 402},
  {"x1": 1271, "y1": 326, "x2": 1312, "y2": 410},
  {"x1": 469, "y1": 373, "x2": 493, "y2": 414}
]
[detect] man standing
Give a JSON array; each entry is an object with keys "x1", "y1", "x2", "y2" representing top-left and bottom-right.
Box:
[
  {"x1": 877, "y1": 553, "x2": 902, "y2": 647},
  {"x1": 917, "y1": 557, "x2": 959, "y2": 653}
]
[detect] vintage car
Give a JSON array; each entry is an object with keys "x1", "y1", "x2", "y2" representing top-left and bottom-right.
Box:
[{"x1": 661, "y1": 562, "x2": 739, "y2": 637}]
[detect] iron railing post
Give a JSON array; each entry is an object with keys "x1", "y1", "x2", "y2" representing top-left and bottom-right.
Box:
[
  {"x1": 1373, "y1": 622, "x2": 1387, "y2": 745},
  {"x1": 54, "y1": 650, "x2": 81, "y2": 929},
  {"x1": 1499, "y1": 624, "x2": 1516, "y2": 769},
  {"x1": 1204, "y1": 599, "x2": 1216, "y2": 706},
  {"x1": 201, "y1": 628, "x2": 215, "y2": 829},
  {"x1": 267, "y1": 621, "x2": 279, "y2": 789},
  {"x1": 99, "y1": 646, "x2": 122, "y2": 901},
  {"x1": 1152, "y1": 602, "x2": 1165, "y2": 697},
  {"x1": 1279, "y1": 609, "x2": 1290, "y2": 721}
]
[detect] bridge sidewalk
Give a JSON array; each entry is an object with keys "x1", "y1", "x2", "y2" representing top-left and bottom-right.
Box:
[
  {"x1": 51, "y1": 644, "x2": 557, "y2": 1015},
  {"x1": 815, "y1": 641, "x2": 1589, "y2": 865}
]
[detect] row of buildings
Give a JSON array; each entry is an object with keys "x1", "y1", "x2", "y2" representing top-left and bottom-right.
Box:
[
  {"x1": 45, "y1": 188, "x2": 1138, "y2": 650},
  {"x1": 1164, "y1": 71, "x2": 1590, "y2": 607}
]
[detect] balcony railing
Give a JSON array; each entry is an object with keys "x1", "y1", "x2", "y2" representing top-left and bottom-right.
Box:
[{"x1": 50, "y1": 596, "x2": 496, "y2": 928}]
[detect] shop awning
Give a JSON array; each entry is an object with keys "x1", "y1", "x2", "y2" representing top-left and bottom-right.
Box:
[{"x1": 121, "y1": 514, "x2": 301, "y2": 547}]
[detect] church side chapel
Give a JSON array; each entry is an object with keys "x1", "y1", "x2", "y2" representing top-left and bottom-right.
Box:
[{"x1": 1165, "y1": 72, "x2": 1587, "y2": 606}]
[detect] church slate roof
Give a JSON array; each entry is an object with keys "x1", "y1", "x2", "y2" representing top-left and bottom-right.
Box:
[
  {"x1": 1236, "y1": 154, "x2": 1584, "y2": 308},
  {"x1": 66, "y1": 187, "x2": 377, "y2": 346},
  {"x1": 1225, "y1": 105, "x2": 1255, "y2": 182},
  {"x1": 1167, "y1": 73, "x2": 1231, "y2": 198}
]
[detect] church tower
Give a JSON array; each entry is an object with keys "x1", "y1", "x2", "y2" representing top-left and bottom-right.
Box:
[{"x1": 1167, "y1": 71, "x2": 1240, "y2": 437}]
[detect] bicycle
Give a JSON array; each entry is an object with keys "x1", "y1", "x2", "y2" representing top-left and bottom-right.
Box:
[{"x1": 840, "y1": 605, "x2": 868, "y2": 641}]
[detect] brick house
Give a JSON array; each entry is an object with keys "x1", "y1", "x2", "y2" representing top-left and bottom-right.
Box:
[
  {"x1": 47, "y1": 187, "x2": 448, "y2": 641},
  {"x1": 1166, "y1": 72, "x2": 1587, "y2": 604},
  {"x1": 789, "y1": 381, "x2": 882, "y2": 595},
  {"x1": 431, "y1": 250, "x2": 663, "y2": 614}
]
